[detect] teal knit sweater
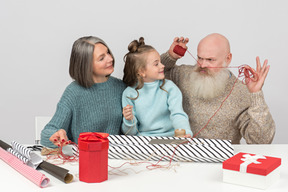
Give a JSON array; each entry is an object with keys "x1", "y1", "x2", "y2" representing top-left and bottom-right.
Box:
[
  {"x1": 122, "y1": 79, "x2": 192, "y2": 137},
  {"x1": 40, "y1": 76, "x2": 126, "y2": 148}
]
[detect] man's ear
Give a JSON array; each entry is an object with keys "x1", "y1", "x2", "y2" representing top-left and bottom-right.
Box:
[{"x1": 226, "y1": 53, "x2": 232, "y2": 66}]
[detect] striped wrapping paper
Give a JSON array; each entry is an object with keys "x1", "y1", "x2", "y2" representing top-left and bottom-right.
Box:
[
  {"x1": 8, "y1": 141, "x2": 43, "y2": 169},
  {"x1": 7, "y1": 148, "x2": 29, "y2": 164},
  {"x1": 0, "y1": 147, "x2": 49, "y2": 188},
  {"x1": 11, "y1": 141, "x2": 31, "y2": 159},
  {"x1": 108, "y1": 135, "x2": 234, "y2": 162}
]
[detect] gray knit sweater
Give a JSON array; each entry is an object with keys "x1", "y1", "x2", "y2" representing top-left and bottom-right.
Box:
[
  {"x1": 161, "y1": 52, "x2": 275, "y2": 144},
  {"x1": 40, "y1": 76, "x2": 126, "y2": 148}
]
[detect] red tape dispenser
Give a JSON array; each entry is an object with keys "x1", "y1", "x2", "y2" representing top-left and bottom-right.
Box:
[
  {"x1": 78, "y1": 132, "x2": 109, "y2": 183},
  {"x1": 173, "y1": 45, "x2": 187, "y2": 56}
]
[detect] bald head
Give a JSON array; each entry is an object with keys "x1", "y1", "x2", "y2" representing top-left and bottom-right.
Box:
[
  {"x1": 197, "y1": 33, "x2": 232, "y2": 69},
  {"x1": 198, "y1": 33, "x2": 230, "y2": 55}
]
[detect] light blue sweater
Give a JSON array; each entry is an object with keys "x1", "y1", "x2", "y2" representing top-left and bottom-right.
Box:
[
  {"x1": 122, "y1": 79, "x2": 192, "y2": 137},
  {"x1": 41, "y1": 76, "x2": 126, "y2": 148}
]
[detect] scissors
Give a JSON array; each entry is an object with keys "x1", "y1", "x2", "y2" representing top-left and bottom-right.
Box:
[{"x1": 27, "y1": 145, "x2": 43, "y2": 151}]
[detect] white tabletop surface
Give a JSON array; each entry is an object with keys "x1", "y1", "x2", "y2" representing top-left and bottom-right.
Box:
[{"x1": 1, "y1": 144, "x2": 287, "y2": 192}]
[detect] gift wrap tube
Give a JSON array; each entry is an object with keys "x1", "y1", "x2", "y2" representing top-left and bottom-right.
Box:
[
  {"x1": 0, "y1": 147, "x2": 50, "y2": 188},
  {"x1": 0, "y1": 140, "x2": 11, "y2": 150},
  {"x1": 108, "y1": 135, "x2": 234, "y2": 162},
  {"x1": 0, "y1": 139, "x2": 73, "y2": 184},
  {"x1": 78, "y1": 132, "x2": 109, "y2": 183},
  {"x1": 38, "y1": 161, "x2": 73, "y2": 183}
]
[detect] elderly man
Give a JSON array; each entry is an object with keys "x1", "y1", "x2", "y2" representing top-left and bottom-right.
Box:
[{"x1": 161, "y1": 33, "x2": 275, "y2": 144}]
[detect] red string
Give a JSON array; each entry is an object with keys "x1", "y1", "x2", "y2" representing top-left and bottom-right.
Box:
[
  {"x1": 45, "y1": 141, "x2": 78, "y2": 164},
  {"x1": 183, "y1": 47, "x2": 259, "y2": 138},
  {"x1": 111, "y1": 47, "x2": 259, "y2": 171},
  {"x1": 109, "y1": 141, "x2": 184, "y2": 171},
  {"x1": 51, "y1": 47, "x2": 259, "y2": 172},
  {"x1": 58, "y1": 141, "x2": 78, "y2": 162},
  {"x1": 173, "y1": 45, "x2": 187, "y2": 56}
]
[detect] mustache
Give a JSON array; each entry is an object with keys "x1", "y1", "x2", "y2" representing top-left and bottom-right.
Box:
[{"x1": 194, "y1": 66, "x2": 213, "y2": 76}]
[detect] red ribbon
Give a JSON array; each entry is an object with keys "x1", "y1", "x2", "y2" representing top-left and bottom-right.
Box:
[
  {"x1": 79, "y1": 132, "x2": 109, "y2": 142},
  {"x1": 78, "y1": 132, "x2": 109, "y2": 151}
]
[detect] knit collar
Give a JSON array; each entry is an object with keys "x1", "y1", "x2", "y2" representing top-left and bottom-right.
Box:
[{"x1": 91, "y1": 76, "x2": 114, "y2": 89}]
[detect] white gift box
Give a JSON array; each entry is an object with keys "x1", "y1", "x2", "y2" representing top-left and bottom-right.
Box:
[
  {"x1": 107, "y1": 135, "x2": 234, "y2": 162},
  {"x1": 223, "y1": 152, "x2": 281, "y2": 189}
]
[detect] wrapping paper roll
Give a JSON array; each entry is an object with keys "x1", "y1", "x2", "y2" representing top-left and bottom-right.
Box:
[
  {"x1": 108, "y1": 135, "x2": 234, "y2": 162},
  {"x1": 0, "y1": 140, "x2": 10, "y2": 150},
  {"x1": 7, "y1": 148, "x2": 29, "y2": 164},
  {"x1": 0, "y1": 147, "x2": 50, "y2": 188},
  {"x1": 10, "y1": 141, "x2": 43, "y2": 169},
  {"x1": 38, "y1": 161, "x2": 73, "y2": 183},
  {"x1": 0, "y1": 140, "x2": 73, "y2": 184}
]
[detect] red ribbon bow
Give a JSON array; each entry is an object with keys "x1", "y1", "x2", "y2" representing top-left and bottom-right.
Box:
[{"x1": 79, "y1": 132, "x2": 109, "y2": 142}]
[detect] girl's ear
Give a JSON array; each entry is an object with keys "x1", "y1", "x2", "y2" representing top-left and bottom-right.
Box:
[{"x1": 138, "y1": 69, "x2": 146, "y2": 78}]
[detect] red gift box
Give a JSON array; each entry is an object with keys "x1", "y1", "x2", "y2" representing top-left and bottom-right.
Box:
[
  {"x1": 222, "y1": 152, "x2": 281, "y2": 189},
  {"x1": 78, "y1": 132, "x2": 109, "y2": 183}
]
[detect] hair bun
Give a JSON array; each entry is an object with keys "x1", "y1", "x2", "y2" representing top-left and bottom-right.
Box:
[
  {"x1": 138, "y1": 37, "x2": 145, "y2": 46},
  {"x1": 128, "y1": 37, "x2": 145, "y2": 53}
]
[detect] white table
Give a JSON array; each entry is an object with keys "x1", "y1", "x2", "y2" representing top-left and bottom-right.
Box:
[{"x1": 1, "y1": 144, "x2": 287, "y2": 192}]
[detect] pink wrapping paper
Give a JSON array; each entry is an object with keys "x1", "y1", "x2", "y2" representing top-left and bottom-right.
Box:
[{"x1": 0, "y1": 147, "x2": 50, "y2": 188}]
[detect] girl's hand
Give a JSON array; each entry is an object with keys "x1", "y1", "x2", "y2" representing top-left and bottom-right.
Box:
[
  {"x1": 183, "y1": 134, "x2": 191, "y2": 138},
  {"x1": 123, "y1": 105, "x2": 134, "y2": 121},
  {"x1": 49, "y1": 129, "x2": 70, "y2": 147}
]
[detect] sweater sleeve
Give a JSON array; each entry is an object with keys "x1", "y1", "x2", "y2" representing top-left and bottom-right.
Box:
[
  {"x1": 121, "y1": 88, "x2": 139, "y2": 135},
  {"x1": 237, "y1": 91, "x2": 275, "y2": 144},
  {"x1": 161, "y1": 52, "x2": 178, "y2": 79},
  {"x1": 40, "y1": 103, "x2": 73, "y2": 148},
  {"x1": 166, "y1": 81, "x2": 193, "y2": 136}
]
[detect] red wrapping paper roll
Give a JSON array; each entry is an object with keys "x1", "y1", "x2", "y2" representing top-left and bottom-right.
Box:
[{"x1": 0, "y1": 147, "x2": 50, "y2": 188}]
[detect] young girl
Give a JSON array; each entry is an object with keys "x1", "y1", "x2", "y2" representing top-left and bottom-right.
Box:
[{"x1": 122, "y1": 37, "x2": 192, "y2": 137}]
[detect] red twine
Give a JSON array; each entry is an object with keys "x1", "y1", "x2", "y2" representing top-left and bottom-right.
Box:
[
  {"x1": 50, "y1": 46, "x2": 259, "y2": 172},
  {"x1": 173, "y1": 45, "x2": 187, "y2": 56},
  {"x1": 111, "y1": 46, "x2": 260, "y2": 171},
  {"x1": 173, "y1": 45, "x2": 259, "y2": 138},
  {"x1": 45, "y1": 141, "x2": 78, "y2": 165}
]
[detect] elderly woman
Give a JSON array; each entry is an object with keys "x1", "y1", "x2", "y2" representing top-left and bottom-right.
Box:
[{"x1": 41, "y1": 36, "x2": 126, "y2": 148}]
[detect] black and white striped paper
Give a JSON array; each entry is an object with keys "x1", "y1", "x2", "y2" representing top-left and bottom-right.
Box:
[
  {"x1": 108, "y1": 135, "x2": 234, "y2": 163},
  {"x1": 8, "y1": 141, "x2": 43, "y2": 169},
  {"x1": 7, "y1": 148, "x2": 29, "y2": 164},
  {"x1": 11, "y1": 141, "x2": 32, "y2": 159}
]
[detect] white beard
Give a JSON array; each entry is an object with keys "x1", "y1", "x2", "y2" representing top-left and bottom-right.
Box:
[{"x1": 190, "y1": 66, "x2": 230, "y2": 99}]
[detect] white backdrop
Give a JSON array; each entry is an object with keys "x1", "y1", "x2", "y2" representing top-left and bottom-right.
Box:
[{"x1": 1, "y1": 0, "x2": 287, "y2": 144}]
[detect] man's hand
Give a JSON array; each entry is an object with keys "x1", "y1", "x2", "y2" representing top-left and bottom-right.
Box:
[
  {"x1": 246, "y1": 56, "x2": 270, "y2": 93},
  {"x1": 168, "y1": 37, "x2": 189, "y2": 60}
]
